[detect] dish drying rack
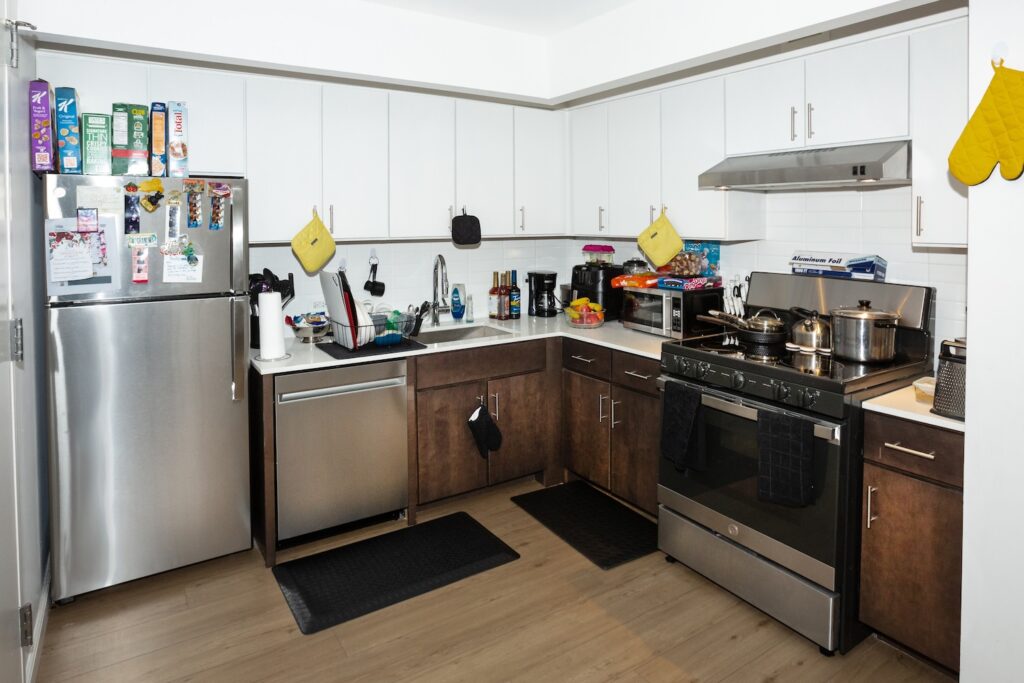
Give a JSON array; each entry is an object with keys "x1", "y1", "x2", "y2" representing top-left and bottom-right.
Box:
[{"x1": 330, "y1": 311, "x2": 417, "y2": 350}]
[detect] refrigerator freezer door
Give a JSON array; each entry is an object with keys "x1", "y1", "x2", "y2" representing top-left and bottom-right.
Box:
[
  {"x1": 44, "y1": 174, "x2": 247, "y2": 304},
  {"x1": 49, "y1": 296, "x2": 251, "y2": 600}
]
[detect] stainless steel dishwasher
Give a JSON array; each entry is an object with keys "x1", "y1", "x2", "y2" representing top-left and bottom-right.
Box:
[{"x1": 275, "y1": 359, "x2": 408, "y2": 540}]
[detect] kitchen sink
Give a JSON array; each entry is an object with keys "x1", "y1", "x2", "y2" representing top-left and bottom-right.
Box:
[{"x1": 415, "y1": 325, "x2": 513, "y2": 344}]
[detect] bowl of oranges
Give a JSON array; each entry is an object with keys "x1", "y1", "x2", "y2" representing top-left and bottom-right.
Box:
[{"x1": 565, "y1": 297, "x2": 605, "y2": 329}]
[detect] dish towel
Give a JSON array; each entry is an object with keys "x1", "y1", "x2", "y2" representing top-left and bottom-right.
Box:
[
  {"x1": 660, "y1": 381, "x2": 706, "y2": 471},
  {"x1": 467, "y1": 405, "x2": 502, "y2": 459},
  {"x1": 756, "y1": 412, "x2": 815, "y2": 507}
]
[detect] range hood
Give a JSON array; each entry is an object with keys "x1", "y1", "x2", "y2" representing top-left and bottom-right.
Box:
[{"x1": 698, "y1": 141, "x2": 911, "y2": 191}]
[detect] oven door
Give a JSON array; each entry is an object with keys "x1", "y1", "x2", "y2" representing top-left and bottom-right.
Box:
[
  {"x1": 622, "y1": 288, "x2": 677, "y2": 337},
  {"x1": 658, "y1": 377, "x2": 843, "y2": 590}
]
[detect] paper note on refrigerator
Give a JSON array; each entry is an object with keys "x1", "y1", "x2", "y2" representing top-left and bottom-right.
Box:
[
  {"x1": 163, "y1": 254, "x2": 203, "y2": 283},
  {"x1": 48, "y1": 232, "x2": 94, "y2": 281},
  {"x1": 76, "y1": 185, "x2": 124, "y2": 219}
]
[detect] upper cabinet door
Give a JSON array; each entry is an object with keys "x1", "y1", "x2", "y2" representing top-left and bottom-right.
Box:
[
  {"x1": 513, "y1": 108, "x2": 566, "y2": 235},
  {"x1": 456, "y1": 100, "x2": 514, "y2": 236},
  {"x1": 245, "y1": 77, "x2": 322, "y2": 243},
  {"x1": 608, "y1": 92, "x2": 661, "y2": 237},
  {"x1": 36, "y1": 52, "x2": 149, "y2": 116},
  {"x1": 389, "y1": 92, "x2": 456, "y2": 238},
  {"x1": 321, "y1": 85, "x2": 389, "y2": 240},
  {"x1": 148, "y1": 66, "x2": 244, "y2": 176},
  {"x1": 570, "y1": 104, "x2": 609, "y2": 234},
  {"x1": 910, "y1": 20, "x2": 968, "y2": 247},
  {"x1": 804, "y1": 34, "x2": 909, "y2": 146},
  {"x1": 725, "y1": 59, "x2": 805, "y2": 155}
]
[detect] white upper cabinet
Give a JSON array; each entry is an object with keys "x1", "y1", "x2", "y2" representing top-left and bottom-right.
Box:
[
  {"x1": 456, "y1": 100, "x2": 514, "y2": 236},
  {"x1": 804, "y1": 35, "x2": 909, "y2": 146},
  {"x1": 909, "y1": 19, "x2": 968, "y2": 247},
  {"x1": 570, "y1": 104, "x2": 609, "y2": 234},
  {"x1": 608, "y1": 92, "x2": 661, "y2": 237},
  {"x1": 35, "y1": 52, "x2": 149, "y2": 116},
  {"x1": 321, "y1": 84, "x2": 389, "y2": 240},
  {"x1": 513, "y1": 108, "x2": 566, "y2": 235},
  {"x1": 662, "y1": 78, "x2": 765, "y2": 241},
  {"x1": 389, "y1": 92, "x2": 456, "y2": 238},
  {"x1": 245, "y1": 77, "x2": 322, "y2": 243},
  {"x1": 148, "y1": 66, "x2": 245, "y2": 176},
  {"x1": 725, "y1": 59, "x2": 805, "y2": 155}
]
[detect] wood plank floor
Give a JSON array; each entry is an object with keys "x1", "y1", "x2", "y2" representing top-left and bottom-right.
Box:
[{"x1": 37, "y1": 479, "x2": 953, "y2": 682}]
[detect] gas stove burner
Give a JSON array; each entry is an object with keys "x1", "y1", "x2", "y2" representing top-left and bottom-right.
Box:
[
  {"x1": 747, "y1": 351, "x2": 781, "y2": 363},
  {"x1": 700, "y1": 339, "x2": 747, "y2": 357}
]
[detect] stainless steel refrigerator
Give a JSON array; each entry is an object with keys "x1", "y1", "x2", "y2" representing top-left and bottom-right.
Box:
[{"x1": 43, "y1": 174, "x2": 250, "y2": 601}]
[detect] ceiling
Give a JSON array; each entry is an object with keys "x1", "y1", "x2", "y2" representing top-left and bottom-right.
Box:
[{"x1": 362, "y1": 0, "x2": 638, "y2": 35}]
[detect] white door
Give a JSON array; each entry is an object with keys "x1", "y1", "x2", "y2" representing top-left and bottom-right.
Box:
[
  {"x1": 245, "y1": 76, "x2": 322, "y2": 243},
  {"x1": 608, "y1": 92, "x2": 661, "y2": 237},
  {"x1": 910, "y1": 20, "x2": 968, "y2": 247},
  {"x1": 513, "y1": 107, "x2": 566, "y2": 235},
  {"x1": 569, "y1": 103, "x2": 609, "y2": 234},
  {"x1": 35, "y1": 51, "x2": 148, "y2": 115},
  {"x1": 804, "y1": 35, "x2": 909, "y2": 146},
  {"x1": 389, "y1": 92, "x2": 455, "y2": 238},
  {"x1": 725, "y1": 58, "x2": 805, "y2": 155},
  {"x1": 148, "y1": 65, "x2": 245, "y2": 176},
  {"x1": 456, "y1": 100, "x2": 513, "y2": 236},
  {"x1": 322, "y1": 84, "x2": 389, "y2": 240}
]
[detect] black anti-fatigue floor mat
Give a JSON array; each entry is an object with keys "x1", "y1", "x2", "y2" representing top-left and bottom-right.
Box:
[
  {"x1": 512, "y1": 480, "x2": 657, "y2": 570},
  {"x1": 272, "y1": 512, "x2": 519, "y2": 634}
]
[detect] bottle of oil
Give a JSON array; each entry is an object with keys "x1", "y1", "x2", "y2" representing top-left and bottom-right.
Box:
[
  {"x1": 498, "y1": 272, "x2": 510, "y2": 321},
  {"x1": 509, "y1": 270, "x2": 521, "y2": 319},
  {"x1": 488, "y1": 272, "x2": 499, "y2": 319}
]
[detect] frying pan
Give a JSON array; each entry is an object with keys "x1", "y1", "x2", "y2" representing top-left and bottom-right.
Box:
[{"x1": 697, "y1": 309, "x2": 789, "y2": 346}]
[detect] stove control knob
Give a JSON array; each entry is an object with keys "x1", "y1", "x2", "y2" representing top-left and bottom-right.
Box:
[
  {"x1": 773, "y1": 382, "x2": 791, "y2": 401},
  {"x1": 731, "y1": 371, "x2": 746, "y2": 389},
  {"x1": 801, "y1": 389, "x2": 820, "y2": 407},
  {"x1": 680, "y1": 359, "x2": 693, "y2": 376},
  {"x1": 696, "y1": 362, "x2": 711, "y2": 378}
]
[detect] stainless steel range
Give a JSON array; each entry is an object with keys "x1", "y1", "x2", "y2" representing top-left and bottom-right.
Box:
[{"x1": 657, "y1": 272, "x2": 934, "y2": 655}]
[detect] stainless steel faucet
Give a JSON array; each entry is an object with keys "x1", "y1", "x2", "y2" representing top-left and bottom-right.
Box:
[{"x1": 431, "y1": 254, "x2": 450, "y2": 326}]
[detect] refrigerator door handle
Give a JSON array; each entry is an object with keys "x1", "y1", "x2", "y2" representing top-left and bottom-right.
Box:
[{"x1": 231, "y1": 297, "x2": 248, "y2": 401}]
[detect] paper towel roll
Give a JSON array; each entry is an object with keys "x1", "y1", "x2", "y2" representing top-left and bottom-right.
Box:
[{"x1": 258, "y1": 292, "x2": 287, "y2": 360}]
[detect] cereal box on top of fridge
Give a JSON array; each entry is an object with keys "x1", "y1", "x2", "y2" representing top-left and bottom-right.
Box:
[
  {"x1": 29, "y1": 80, "x2": 55, "y2": 172},
  {"x1": 112, "y1": 103, "x2": 149, "y2": 175},
  {"x1": 54, "y1": 87, "x2": 82, "y2": 174},
  {"x1": 166, "y1": 101, "x2": 188, "y2": 178},
  {"x1": 81, "y1": 113, "x2": 112, "y2": 176},
  {"x1": 150, "y1": 102, "x2": 167, "y2": 176}
]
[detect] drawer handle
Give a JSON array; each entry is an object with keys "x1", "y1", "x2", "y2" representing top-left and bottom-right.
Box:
[
  {"x1": 571, "y1": 355, "x2": 596, "y2": 364},
  {"x1": 624, "y1": 370, "x2": 652, "y2": 381},
  {"x1": 866, "y1": 485, "x2": 879, "y2": 529},
  {"x1": 883, "y1": 441, "x2": 936, "y2": 460}
]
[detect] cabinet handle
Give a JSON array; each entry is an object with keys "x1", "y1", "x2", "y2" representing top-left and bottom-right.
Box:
[
  {"x1": 883, "y1": 441, "x2": 936, "y2": 460},
  {"x1": 649, "y1": 205, "x2": 655, "y2": 224},
  {"x1": 790, "y1": 106, "x2": 797, "y2": 141},
  {"x1": 598, "y1": 206, "x2": 605, "y2": 231},
  {"x1": 476, "y1": 395, "x2": 485, "y2": 406},
  {"x1": 599, "y1": 394, "x2": 607, "y2": 423},
  {"x1": 611, "y1": 400, "x2": 622, "y2": 428},
  {"x1": 624, "y1": 370, "x2": 652, "y2": 381},
  {"x1": 490, "y1": 392, "x2": 499, "y2": 421},
  {"x1": 571, "y1": 355, "x2": 595, "y2": 364},
  {"x1": 662, "y1": 204, "x2": 668, "y2": 214},
  {"x1": 806, "y1": 102, "x2": 815, "y2": 139},
  {"x1": 329, "y1": 204, "x2": 334, "y2": 234},
  {"x1": 520, "y1": 206, "x2": 526, "y2": 231},
  {"x1": 915, "y1": 196, "x2": 923, "y2": 237},
  {"x1": 866, "y1": 485, "x2": 879, "y2": 529}
]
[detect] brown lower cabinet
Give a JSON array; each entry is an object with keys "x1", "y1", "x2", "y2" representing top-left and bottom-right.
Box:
[
  {"x1": 417, "y1": 381, "x2": 489, "y2": 503},
  {"x1": 487, "y1": 371, "x2": 549, "y2": 485}
]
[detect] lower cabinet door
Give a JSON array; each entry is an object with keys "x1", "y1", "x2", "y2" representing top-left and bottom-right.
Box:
[
  {"x1": 563, "y1": 370, "x2": 611, "y2": 487},
  {"x1": 610, "y1": 386, "x2": 661, "y2": 515},
  {"x1": 487, "y1": 371, "x2": 550, "y2": 485},
  {"x1": 417, "y1": 381, "x2": 488, "y2": 503},
  {"x1": 860, "y1": 462, "x2": 963, "y2": 671}
]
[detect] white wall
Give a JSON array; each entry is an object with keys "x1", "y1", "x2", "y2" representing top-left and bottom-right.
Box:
[{"x1": 959, "y1": 1, "x2": 1022, "y2": 679}]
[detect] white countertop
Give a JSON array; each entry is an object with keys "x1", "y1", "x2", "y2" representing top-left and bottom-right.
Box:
[
  {"x1": 862, "y1": 385, "x2": 965, "y2": 432},
  {"x1": 250, "y1": 315, "x2": 668, "y2": 375}
]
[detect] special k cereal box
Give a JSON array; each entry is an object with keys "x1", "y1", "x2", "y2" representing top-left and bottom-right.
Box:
[
  {"x1": 54, "y1": 87, "x2": 82, "y2": 174},
  {"x1": 166, "y1": 101, "x2": 188, "y2": 178},
  {"x1": 29, "y1": 80, "x2": 55, "y2": 172}
]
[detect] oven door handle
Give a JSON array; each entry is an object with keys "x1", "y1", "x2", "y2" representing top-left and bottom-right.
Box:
[{"x1": 699, "y1": 393, "x2": 841, "y2": 444}]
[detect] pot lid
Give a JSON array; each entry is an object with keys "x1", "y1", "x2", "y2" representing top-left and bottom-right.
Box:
[
  {"x1": 747, "y1": 308, "x2": 786, "y2": 332},
  {"x1": 832, "y1": 299, "x2": 901, "y2": 321}
]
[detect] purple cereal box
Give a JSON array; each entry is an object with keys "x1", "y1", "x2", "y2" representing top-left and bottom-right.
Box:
[{"x1": 30, "y1": 80, "x2": 55, "y2": 172}]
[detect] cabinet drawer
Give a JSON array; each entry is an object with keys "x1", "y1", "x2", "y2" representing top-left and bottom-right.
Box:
[
  {"x1": 562, "y1": 339, "x2": 611, "y2": 380},
  {"x1": 611, "y1": 351, "x2": 661, "y2": 396},
  {"x1": 416, "y1": 340, "x2": 546, "y2": 389},
  {"x1": 864, "y1": 412, "x2": 964, "y2": 488}
]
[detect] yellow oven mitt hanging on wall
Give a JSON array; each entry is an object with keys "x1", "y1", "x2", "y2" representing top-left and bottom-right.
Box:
[
  {"x1": 949, "y1": 61, "x2": 1024, "y2": 185},
  {"x1": 291, "y1": 208, "x2": 336, "y2": 274}
]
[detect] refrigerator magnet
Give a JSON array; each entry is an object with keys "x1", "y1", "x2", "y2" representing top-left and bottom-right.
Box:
[
  {"x1": 165, "y1": 191, "x2": 183, "y2": 241},
  {"x1": 183, "y1": 179, "x2": 205, "y2": 229},
  {"x1": 76, "y1": 207, "x2": 99, "y2": 233},
  {"x1": 124, "y1": 192, "x2": 141, "y2": 234},
  {"x1": 131, "y1": 248, "x2": 149, "y2": 283},
  {"x1": 126, "y1": 232, "x2": 158, "y2": 249},
  {"x1": 208, "y1": 182, "x2": 231, "y2": 231}
]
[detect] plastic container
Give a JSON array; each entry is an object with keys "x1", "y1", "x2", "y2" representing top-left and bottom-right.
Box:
[
  {"x1": 582, "y1": 244, "x2": 616, "y2": 264},
  {"x1": 913, "y1": 376, "x2": 936, "y2": 403}
]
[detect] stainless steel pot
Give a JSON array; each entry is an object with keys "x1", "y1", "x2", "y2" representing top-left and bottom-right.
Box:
[
  {"x1": 790, "y1": 307, "x2": 831, "y2": 351},
  {"x1": 830, "y1": 299, "x2": 900, "y2": 363}
]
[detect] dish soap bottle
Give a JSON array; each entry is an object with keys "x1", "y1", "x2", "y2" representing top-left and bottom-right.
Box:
[{"x1": 451, "y1": 283, "x2": 466, "y2": 320}]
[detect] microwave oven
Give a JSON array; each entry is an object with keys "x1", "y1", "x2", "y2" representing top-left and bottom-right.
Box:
[{"x1": 621, "y1": 286, "x2": 724, "y2": 339}]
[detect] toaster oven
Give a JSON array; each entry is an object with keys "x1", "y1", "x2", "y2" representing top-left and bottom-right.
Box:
[{"x1": 621, "y1": 286, "x2": 724, "y2": 339}]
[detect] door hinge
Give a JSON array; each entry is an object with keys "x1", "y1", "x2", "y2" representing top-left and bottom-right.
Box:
[
  {"x1": 4, "y1": 19, "x2": 36, "y2": 69},
  {"x1": 0, "y1": 319, "x2": 24, "y2": 362},
  {"x1": 19, "y1": 603, "x2": 32, "y2": 647}
]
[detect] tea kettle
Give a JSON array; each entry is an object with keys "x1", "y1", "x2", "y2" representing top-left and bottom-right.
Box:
[{"x1": 789, "y1": 307, "x2": 831, "y2": 350}]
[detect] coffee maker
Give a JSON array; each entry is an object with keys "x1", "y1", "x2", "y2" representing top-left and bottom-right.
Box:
[{"x1": 527, "y1": 271, "x2": 558, "y2": 317}]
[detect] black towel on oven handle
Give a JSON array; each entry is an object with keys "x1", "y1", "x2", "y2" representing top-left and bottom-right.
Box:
[
  {"x1": 756, "y1": 411, "x2": 815, "y2": 507},
  {"x1": 660, "y1": 380, "x2": 706, "y2": 471}
]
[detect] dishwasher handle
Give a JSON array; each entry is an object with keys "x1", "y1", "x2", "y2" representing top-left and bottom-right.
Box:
[{"x1": 278, "y1": 377, "x2": 406, "y2": 404}]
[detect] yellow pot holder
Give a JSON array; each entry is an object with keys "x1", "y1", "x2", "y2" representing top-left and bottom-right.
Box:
[
  {"x1": 637, "y1": 209, "x2": 683, "y2": 268},
  {"x1": 290, "y1": 208, "x2": 336, "y2": 274},
  {"x1": 949, "y1": 61, "x2": 1024, "y2": 185}
]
